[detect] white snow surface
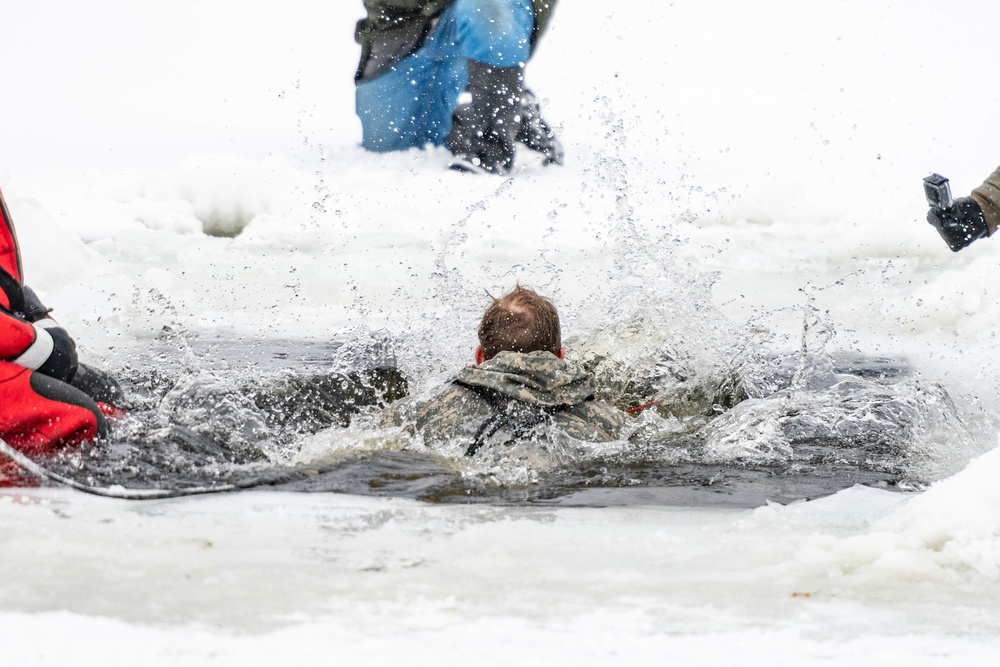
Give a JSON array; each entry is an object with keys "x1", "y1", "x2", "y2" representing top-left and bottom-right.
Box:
[{"x1": 3, "y1": 0, "x2": 1000, "y2": 664}]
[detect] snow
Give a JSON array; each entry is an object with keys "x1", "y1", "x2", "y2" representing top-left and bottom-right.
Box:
[{"x1": 2, "y1": 0, "x2": 1000, "y2": 664}]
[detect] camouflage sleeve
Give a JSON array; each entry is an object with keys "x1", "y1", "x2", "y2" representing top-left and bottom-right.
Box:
[
  {"x1": 377, "y1": 383, "x2": 493, "y2": 447},
  {"x1": 555, "y1": 400, "x2": 626, "y2": 442},
  {"x1": 972, "y1": 165, "x2": 1000, "y2": 235}
]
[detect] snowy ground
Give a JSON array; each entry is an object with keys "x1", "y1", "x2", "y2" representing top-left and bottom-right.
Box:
[{"x1": 3, "y1": 0, "x2": 1000, "y2": 664}]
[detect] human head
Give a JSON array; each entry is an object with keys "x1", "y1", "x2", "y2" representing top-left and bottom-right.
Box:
[{"x1": 475, "y1": 285, "x2": 563, "y2": 363}]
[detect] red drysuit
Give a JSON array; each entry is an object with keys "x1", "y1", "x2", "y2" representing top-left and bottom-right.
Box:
[{"x1": 0, "y1": 188, "x2": 106, "y2": 484}]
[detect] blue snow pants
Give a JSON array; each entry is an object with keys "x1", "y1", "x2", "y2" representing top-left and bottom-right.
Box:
[{"x1": 356, "y1": 0, "x2": 534, "y2": 152}]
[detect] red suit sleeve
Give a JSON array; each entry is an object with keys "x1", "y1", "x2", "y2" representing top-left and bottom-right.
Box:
[
  {"x1": 0, "y1": 187, "x2": 23, "y2": 296},
  {"x1": 0, "y1": 312, "x2": 37, "y2": 360},
  {"x1": 0, "y1": 188, "x2": 46, "y2": 364},
  {"x1": 0, "y1": 187, "x2": 51, "y2": 368}
]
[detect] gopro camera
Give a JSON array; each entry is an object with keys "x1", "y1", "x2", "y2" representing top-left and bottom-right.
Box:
[{"x1": 923, "y1": 173, "x2": 954, "y2": 210}]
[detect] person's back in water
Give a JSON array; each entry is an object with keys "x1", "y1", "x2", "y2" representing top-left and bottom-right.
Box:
[{"x1": 381, "y1": 285, "x2": 624, "y2": 455}]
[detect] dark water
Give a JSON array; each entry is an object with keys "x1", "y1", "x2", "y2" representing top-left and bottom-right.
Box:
[{"x1": 31, "y1": 337, "x2": 954, "y2": 507}]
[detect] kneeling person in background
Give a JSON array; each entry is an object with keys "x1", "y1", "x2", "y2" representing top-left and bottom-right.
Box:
[{"x1": 354, "y1": 0, "x2": 563, "y2": 175}]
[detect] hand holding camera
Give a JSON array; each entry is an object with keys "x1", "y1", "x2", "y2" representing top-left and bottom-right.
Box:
[{"x1": 924, "y1": 173, "x2": 989, "y2": 252}]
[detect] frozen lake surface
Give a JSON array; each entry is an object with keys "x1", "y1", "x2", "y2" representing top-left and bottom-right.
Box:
[{"x1": 3, "y1": 0, "x2": 1000, "y2": 664}]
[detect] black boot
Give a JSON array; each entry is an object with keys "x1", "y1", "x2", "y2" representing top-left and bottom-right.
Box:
[
  {"x1": 447, "y1": 61, "x2": 524, "y2": 175},
  {"x1": 516, "y1": 88, "x2": 564, "y2": 166}
]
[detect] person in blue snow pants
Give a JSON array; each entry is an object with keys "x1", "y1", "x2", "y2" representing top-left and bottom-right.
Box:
[{"x1": 354, "y1": 0, "x2": 563, "y2": 175}]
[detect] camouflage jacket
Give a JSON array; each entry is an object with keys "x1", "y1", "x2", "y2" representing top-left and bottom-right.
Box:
[
  {"x1": 973, "y1": 165, "x2": 1000, "y2": 235},
  {"x1": 355, "y1": 0, "x2": 557, "y2": 83},
  {"x1": 381, "y1": 350, "x2": 625, "y2": 453}
]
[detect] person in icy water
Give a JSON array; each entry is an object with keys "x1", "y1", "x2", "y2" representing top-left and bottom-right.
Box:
[
  {"x1": 0, "y1": 187, "x2": 126, "y2": 464},
  {"x1": 354, "y1": 0, "x2": 563, "y2": 175},
  {"x1": 926, "y1": 165, "x2": 1000, "y2": 251},
  {"x1": 380, "y1": 285, "x2": 624, "y2": 454}
]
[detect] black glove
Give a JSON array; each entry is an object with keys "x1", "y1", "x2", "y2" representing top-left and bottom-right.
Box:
[
  {"x1": 927, "y1": 197, "x2": 989, "y2": 252},
  {"x1": 35, "y1": 325, "x2": 78, "y2": 383},
  {"x1": 71, "y1": 362, "x2": 128, "y2": 408},
  {"x1": 19, "y1": 285, "x2": 54, "y2": 322},
  {"x1": 13, "y1": 285, "x2": 77, "y2": 382}
]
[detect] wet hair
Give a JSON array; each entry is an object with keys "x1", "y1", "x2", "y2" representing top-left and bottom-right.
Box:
[{"x1": 477, "y1": 285, "x2": 561, "y2": 361}]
